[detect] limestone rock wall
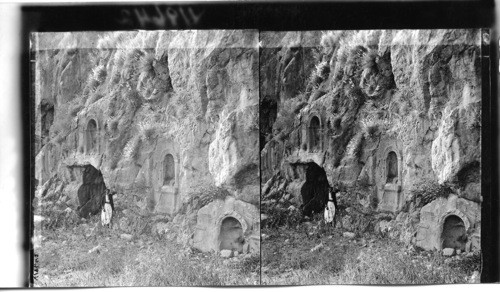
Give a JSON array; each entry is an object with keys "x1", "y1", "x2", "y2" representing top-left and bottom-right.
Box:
[
  {"x1": 261, "y1": 29, "x2": 482, "y2": 251},
  {"x1": 34, "y1": 30, "x2": 260, "y2": 253}
]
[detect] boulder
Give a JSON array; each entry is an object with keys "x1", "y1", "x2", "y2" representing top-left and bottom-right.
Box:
[
  {"x1": 220, "y1": 249, "x2": 233, "y2": 258},
  {"x1": 442, "y1": 248, "x2": 455, "y2": 257}
]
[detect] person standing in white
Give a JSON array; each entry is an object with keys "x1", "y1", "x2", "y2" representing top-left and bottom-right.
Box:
[
  {"x1": 101, "y1": 189, "x2": 114, "y2": 227},
  {"x1": 324, "y1": 188, "x2": 336, "y2": 228}
]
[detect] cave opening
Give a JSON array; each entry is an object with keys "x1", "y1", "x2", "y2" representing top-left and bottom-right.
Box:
[
  {"x1": 163, "y1": 154, "x2": 175, "y2": 186},
  {"x1": 441, "y1": 215, "x2": 467, "y2": 251},
  {"x1": 86, "y1": 119, "x2": 98, "y2": 153},
  {"x1": 309, "y1": 116, "x2": 321, "y2": 152},
  {"x1": 77, "y1": 164, "x2": 107, "y2": 218},
  {"x1": 386, "y1": 151, "x2": 398, "y2": 183},
  {"x1": 219, "y1": 217, "x2": 244, "y2": 253},
  {"x1": 300, "y1": 162, "x2": 329, "y2": 217}
]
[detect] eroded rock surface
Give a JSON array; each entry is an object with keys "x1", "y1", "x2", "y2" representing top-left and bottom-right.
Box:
[
  {"x1": 34, "y1": 30, "x2": 260, "y2": 254},
  {"x1": 261, "y1": 30, "x2": 482, "y2": 252}
]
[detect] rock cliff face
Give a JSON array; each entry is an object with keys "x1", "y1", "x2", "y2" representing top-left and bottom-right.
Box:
[
  {"x1": 261, "y1": 30, "x2": 482, "y2": 252},
  {"x1": 34, "y1": 30, "x2": 260, "y2": 254}
]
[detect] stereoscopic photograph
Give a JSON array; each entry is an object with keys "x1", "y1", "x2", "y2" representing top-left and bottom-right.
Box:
[
  {"x1": 31, "y1": 27, "x2": 486, "y2": 287},
  {"x1": 260, "y1": 29, "x2": 483, "y2": 285},
  {"x1": 32, "y1": 30, "x2": 260, "y2": 286}
]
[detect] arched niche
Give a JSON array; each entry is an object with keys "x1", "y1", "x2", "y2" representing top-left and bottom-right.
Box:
[
  {"x1": 86, "y1": 119, "x2": 98, "y2": 153},
  {"x1": 381, "y1": 146, "x2": 402, "y2": 187},
  {"x1": 219, "y1": 216, "x2": 244, "y2": 253},
  {"x1": 440, "y1": 214, "x2": 467, "y2": 251},
  {"x1": 386, "y1": 151, "x2": 398, "y2": 183},
  {"x1": 163, "y1": 154, "x2": 175, "y2": 186},
  {"x1": 308, "y1": 115, "x2": 321, "y2": 152}
]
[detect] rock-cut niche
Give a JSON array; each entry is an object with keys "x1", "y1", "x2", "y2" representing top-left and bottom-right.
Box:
[
  {"x1": 441, "y1": 215, "x2": 467, "y2": 251},
  {"x1": 219, "y1": 217, "x2": 244, "y2": 253},
  {"x1": 163, "y1": 154, "x2": 175, "y2": 186},
  {"x1": 309, "y1": 116, "x2": 320, "y2": 152},
  {"x1": 386, "y1": 151, "x2": 398, "y2": 183},
  {"x1": 86, "y1": 119, "x2": 98, "y2": 153}
]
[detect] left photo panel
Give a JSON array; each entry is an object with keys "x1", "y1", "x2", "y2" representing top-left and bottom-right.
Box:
[{"x1": 32, "y1": 30, "x2": 260, "y2": 286}]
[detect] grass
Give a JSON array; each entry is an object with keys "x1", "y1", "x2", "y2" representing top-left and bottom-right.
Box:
[
  {"x1": 138, "y1": 120, "x2": 156, "y2": 141},
  {"x1": 262, "y1": 215, "x2": 480, "y2": 285},
  {"x1": 404, "y1": 180, "x2": 453, "y2": 212},
  {"x1": 35, "y1": 216, "x2": 260, "y2": 286},
  {"x1": 360, "y1": 116, "x2": 380, "y2": 139}
]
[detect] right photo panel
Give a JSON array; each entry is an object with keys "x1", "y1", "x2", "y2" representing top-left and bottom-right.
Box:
[{"x1": 260, "y1": 30, "x2": 482, "y2": 285}]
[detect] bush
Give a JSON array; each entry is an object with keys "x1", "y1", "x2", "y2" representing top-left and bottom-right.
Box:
[
  {"x1": 91, "y1": 64, "x2": 107, "y2": 84},
  {"x1": 407, "y1": 180, "x2": 452, "y2": 210},
  {"x1": 320, "y1": 31, "x2": 342, "y2": 56},
  {"x1": 263, "y1": 204, "x2": 302, "y2": 229},
  {"x1": 177, "y1": 185, "x2": 231, "y2": 215},
  {"x1": 307, "y1": 60, "x2": 330, "y2": 91},
  {"x1": 138, "y1": 120, "x2": 156, "y2": 141},
  {"x1": 361, "y1": 117, "x2": 379, "y2": 139}
]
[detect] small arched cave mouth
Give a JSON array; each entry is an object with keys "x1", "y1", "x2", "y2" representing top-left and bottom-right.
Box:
[
  {"x1": 386, "y1": 151, "x2": 398, "y2": 184},
  {"x1": 77, "y1": 164, "x2": 106, "y2": 218},
  {"x1": 301, "y1": 162, "x2": 329, "y2": 217},
  {"x1": 309, "y1": 116, "x2": 321, "y2": 152},
  {"x1": 219, "y1": 217, "x2": 244, "y2": 253},
  {"x1": 163, "y1": 154, "x2": 175, "y2": 186},
  {"x1": 441, "y1": 215, "x2": 467, "y2": 251},
  {"x1": 86, "y1": 119, "x2": 98, "y2": 153}
]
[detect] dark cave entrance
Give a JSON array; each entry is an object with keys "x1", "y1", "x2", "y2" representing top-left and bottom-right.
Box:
[
  {"x1": 86, "y1": 119, "x2": 97, "y2": 153},
  {"x1": 77, "y1": 164, "x2": 106, "y2": 218},
  {"x1": 219, "y1": 217, "x2": 244, "y2": 253},
  {"x1": 386, "y1": 151, "x2": 398, "y2": 183},
  {"x1": 441, "y1": 215, "x2": 467, "y2": 251},
  {"x1": 300, "y1": 162, "x2": 329, "y2": 217},
  {"x1": 309, "y1": 116, "x2": 321, "y2": 152}
]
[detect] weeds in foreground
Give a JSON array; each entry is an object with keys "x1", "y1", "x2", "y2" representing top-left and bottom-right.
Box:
[
  {"x1": 262, "y1": 216, "x2": 479, "y2": 285},
  {"x1": 36, "y1": 224, "x2": 259, "y2": 286}
]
